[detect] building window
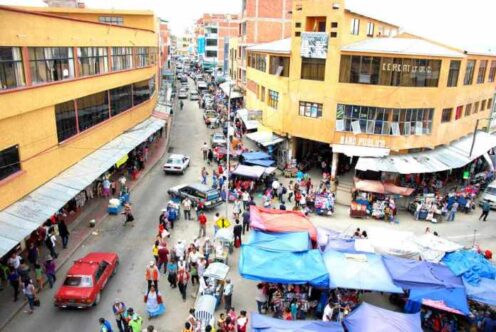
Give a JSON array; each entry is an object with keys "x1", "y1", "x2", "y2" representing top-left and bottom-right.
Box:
[
  {"x1": 366, "y1": 22, "x2": 374, "y2": 37},
  {"x1": 77, "y1": 91, "x2": 110, "y2": 132},
  {"x1": 260, "y1": 86, "x2": 265, "y2": 102},
  {"x1": 351, "y1": 18, "x2": 360, "y2": 35},
  {"x1": 206, "y1": 50, "x2": 217, "y2": 58},
  {"x1": 268, "y1": 90, "x2": 279, "y2": 109},
  {"x1": 447, "y1": 60, "x2": 460, "y2": 87},
  {"x1": 481, "y1": 99, "x2": 487, "y2": 111},
  {"x1": 77, "y1": 47, "x2": 108, "y2": 77},
  {"x1": 336, "y1": 104, "x2": 434, "y2": 135},
  {"x1": 206, "y1": 39, "x2": 217, "y2": 46},
  {"x1": 110, "y1": 85, "x2": 132, "y2": 116},
  {"x1": 330, "y1": 32, "x2": 338, "y2": 38},
  {"x1": 465, "y1": 103, "x2": 472, "y2": 116},
  {"x1": 339, "y1": 55, "x2": 441, "y2": 87},
  {"x1": 29, "y1": 47, "x2": 74, "y2": 84},
  {"x1": 477, "y1": 60, "x2": 488, "y2": 84},
  {"x1": 489, "y1": 61, "x2": 496, "y2": 83},
  {"x1": 301, "y1": 58, "x2": 325, "y2": 81},
  {"x1": 133, "y1": 77, "x2": 153, "y2": 106},
  {"x1": 98, "y1": 16, "x2": 123, "y2": 25},
  {"x1": 269, "y1": 56, "x2": 290, "y2": 77},
  {"x1": 55, "y1": 100, "x2": 78, "y2": 142},
  {"x1": 299, "y1": 101, "x2": 323, "y2": 118},
  {"x1": 135, "y1": 47, "x2": 150, "y2": 68},
  {"x1": 111, "y1": 47, "x2": 133, "y2": 71},
  {"x1": 148, "y1": 47, "x2": 157, "y2": 65},
  {"x1": 455, "y1": 106, "x2": 463, "y2": 120},
  {"x1": 248, "y1": 53, "x2": 267, "y2": 72},
  {"x1": 441, "y1": 108, "x2": 453, "y2": 123},
  {"x1": 464, "y1": 60, "x2": 476, "y2": 85},
  {"x1": 331, "y1": 22, "x2": 338, "y2": 28},
  {"x1": 474, "y1": 101, "x2": 480, "y2": 114},
  {"x1": 295, "y1": 31, "x2": 301, "y2": 37},
  {"x1": 0, "y1": 47, "x2": 25, "y2": 90},
  {"x1": 488, "y1": 98, "x2": 493, "y2": 110},
  {"x1": 0, "y1": 145, "x2": 21, "y2": 181}
]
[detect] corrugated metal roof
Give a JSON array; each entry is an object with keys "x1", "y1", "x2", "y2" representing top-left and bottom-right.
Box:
[{"x1": 246, "y1": 38, "x2": 291, "y2": 54}]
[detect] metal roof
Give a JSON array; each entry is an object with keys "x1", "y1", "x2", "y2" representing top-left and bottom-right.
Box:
[{"x1": 246, "y1": 38, "x2": 291, "y2": 55}]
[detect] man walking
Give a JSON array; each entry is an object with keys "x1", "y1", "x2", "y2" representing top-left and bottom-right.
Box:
[
  {"x1": 45, "y1": 229, "x2": 58, "y2": 259},
  {"x1": 157, "y1": 244, "x2": 169, "y2": 274},
  {"x1": 58, "y1": 219, "x2": 70, "y2": 249},
  {"x1": 43, "y1": 255, "x2": 56, "y2": 288},
  {"x1": 145, "y1": 261, "x2": 159, "y2": 292},
  {"x1": 233, "y1": 220, "x2": 243, "y2": 248},
  {"x1": 112, "y1": 299, "x2": 127, "y2": 332},
  {"x1": 198, "y1": 212, "x2": 207, "y2": 238},
  {"x1": 223, "y1": 278, "x2": 233, "y2": 311},
  {"x1": 480, "y1": 201, "x2": 491, "y2": 221},
  {"x1": 182, "y1": 198, "x2": 192, "y2": 220},
  {"x1": 447, "y1": 201, "x2": 459, "y2": 222},
  {"x1": 177, "y1": 267, "x2": 190, "y2": 301},
  {"x1": 242, "y1": 210, "x2": 250, "y2": 235},
  {"x1": 201, "y1": 142, "x2": 209, "y2": 161}
]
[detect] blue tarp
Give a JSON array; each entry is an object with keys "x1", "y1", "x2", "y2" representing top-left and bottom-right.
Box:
[
  {"x1": 244, "y1": 158, "x2": 276, "y2": 167},
  {"x1": 464, "y1": 277, "x2": 496, "y2": 306},
  {"x1": 442, "y1": 250, "x2": 496, "y2": 285},
  {"x1": 247, "y1": 231, "x2": 311, "y2": 252},
  {"x1": 408, "y1": 286, "x2": 470, "y2": 315},
  {"x1": 344, "y1": 302, "x2": 422, "y2": 332},
  {"x1": 383, "y1": 256, "x2": 449, "y2": 289},
  {"x1": 239, "y1": 245, "x2": 329, "y2": 288},
  {"x1": 324, "y1": 238, "x2": 357, "y2": 253},
  {"x1": 251, "y1": 312, "x2": 344, "y2": 332},
  {"x1": 323, "y1": 250, "x2": 403, "y2": 293},
  {"x1": 242, "y1": 152, "x2": 272, "y2": 161}
]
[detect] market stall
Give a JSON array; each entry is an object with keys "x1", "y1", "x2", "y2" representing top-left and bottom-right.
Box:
[
  {"x1": 240, "y1": 151, "x2": 275, "y2": 167},
  {"x1": 251, "y1": 312, "x2": 344, "y2": 332},
  {"x1": 247, "y1": 231, "x2": 312, "y2": 252}
]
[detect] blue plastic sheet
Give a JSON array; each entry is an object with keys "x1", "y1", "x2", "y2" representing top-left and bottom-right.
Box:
[
  {"x1": 251, "y1": 312, "x2": 344, "y2": 332},
  {"x1": 408, "y1": 286, "x2": 470, "y2": 315},
  {"x1": 464, "y1": 277, "x2": 496, "y2": 306},
  {"x1": 323, "y1": 250, "x2": 403, "y2": 293},
  {"x1": 247, "y1": 231, "x2": 311, "y2": 252},
  {"x1": 243, "y1": 158, "x2": 275, "y2": 167},
  {"x1": 344, "y1": 302, "x2": 422, "y2": 332},
  {"x1": 239, "y1": 245, "x2": 329, "y2": 287},
  {"x1": 383, "y1": 256, "x2": 448, "y2": 289},
  {"x1": 241, "y1": 151, "x2": 272, "y2": 161},
  {"x1": 442, "y1": 250, "x2": 496, "y2": 285}
]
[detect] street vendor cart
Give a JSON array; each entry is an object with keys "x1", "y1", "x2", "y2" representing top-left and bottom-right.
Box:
[
  {"x1": 199, "y1": 262, "x2": 230, "y2": 308},
  {"x1": 214, "y1": 228, "x2": 234, "y2": 264},
  {"x1": 194, "y1": 295, "x2": 216, "y2": 332}
]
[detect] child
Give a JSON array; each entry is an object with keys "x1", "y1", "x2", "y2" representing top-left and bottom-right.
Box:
[{"x1": 34, "y1": 264, "x2": 43, "y2": 290}]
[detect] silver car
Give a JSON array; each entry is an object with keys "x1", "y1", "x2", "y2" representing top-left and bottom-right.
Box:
[
  {"x1": 211, "y1": 132, "x2": 227, "y2": 147},
  {"x1": 163, "y1": 154, "x2": 191, "y2": 174},
  {"x1": 190, "y1": 91, "x2": 199, "y2": 100}
]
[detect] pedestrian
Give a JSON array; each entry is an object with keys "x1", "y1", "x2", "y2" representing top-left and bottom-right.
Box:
[
  {"x1": 202, "y1": 238, "x2": 213, "y2": 262},
  {"x1": 279, "y1": 202, "x2": 286, "y2": 210},
  {"x1": 112, "y1": 299, "x2": 128, "y2": 332},
  {"x1": 233, "y1": 219, "x2": 243, "y2": 248},
  {"x1": 201, "y1": 167, "x2": 208, "y2": 185},
  {"x1": 201, "y1": 142, "x2": 209, "y2": 161},
  {"x1": 58, "y1": 219, "x2": 70, "y2": 249},
  {"x1": 207, "y1": 149, "x2": 214, "y2": 165},
  {"x1": 233, "y1": 198, "x2": 242, "y2": 219},
  {"x1": 8, "y1": 268, "x2": 20, "y2": 302},
  {"x1": 447, "y1": 201, "x2": 459, "y2": 222},
  {"x1": 27, "y1": 242, "x2": 39, "y2": 266},
  {"x1": 177, "y1": 267, "x2": 190, "y2": 301},
  {"x1": 237, "y1": 310, "x2": 248, "y2": 332},
  {"x1": 123, "y1": 203, "x2": 135, "y2": 226},
  {"x1": 18, "y1": 259, "x2": 30, "y2": 283},
  {"x1": 34, "y1": 263, "x2": 43, "y2": 291},
  {"x1": 145, "y1": 261, "x2": 159, "y2": 293},
  {"x1": 144, "y1": 285, "x2": 165, "y2": 319},
  {"x1": 157, "y1": 243, "x2": 169, "y2": 274},
  {"x1": 182, "y1": 198, "x2": 192, "y2": 220},
  {"x1": 198, "y1": 211, "x2": 207, "y2": 238},
  {"x1": 288, "y1": 181, "x2": 294, "y2": 202},
  {"x1": 187, "y1": 308, "x2": 198, "y2": 331},
  {"x1": 99, "y1": 317, "x2": 113, "y2": 332},
  {"x1": 242, "y1": 209, "x2": 250, "y2": 235},
  {"x1": 277, "y1": 185, "x2": 284, "y2": 203},
  {"x1": 43, "y1": 255, "x2": 56, "y2": 288},
  {"x1": 103, "y1": 178, "x2": 111, "y2": 197},
  {"x1": 480, "y1": 201, "x2": 491, "y2": 222},
  {"x1": 126, "y1": 308, "x2": 143, "y2": 332},
  {"x1": 152, "y1": 241, "x2": 160, "y2": 264},
  {"x1": 183, "y1": 322, "x2": 193, "y2": 332},
  {"x1": 223, "y1": 278, "x2": 233, "y2": 311},
  {"x1": 255, "y1": 283, "x2": 267, "y2": 314},
  {"x1": 45, "y1": 228, "x2": 58, "y2": 259},
  {"x1": 23, "y1": 279, "x2": 37, "y2": 314},
  {"x1": 241, "y1": 190, "x2": 250, "y2": 211}
]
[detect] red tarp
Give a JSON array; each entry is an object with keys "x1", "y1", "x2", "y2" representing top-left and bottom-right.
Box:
[
  {"x1": 249, "y1": 206, "x2": 317, "y2": 241},
  {"x1": 353, "y1": 178, "x2": 414, "y2": 196}
]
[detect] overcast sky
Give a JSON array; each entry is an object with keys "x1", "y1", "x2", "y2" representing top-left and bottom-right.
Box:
[{"x1": 1, "y1": 0, "x2": 495, "y2": 52}]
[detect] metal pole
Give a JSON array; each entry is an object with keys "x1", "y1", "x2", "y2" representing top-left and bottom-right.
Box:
[
  {"x1": 225, "y1": 83, "x2": 232, "y2": 218},
  {"x1": 472, "y1": 229, "x2": 477, "y2": 248},
  {"x1": 469, "y1": 119, "x2": 480, "y2": 158}
]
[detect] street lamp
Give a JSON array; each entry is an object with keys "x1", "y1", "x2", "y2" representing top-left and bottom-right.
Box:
[{"x1": 225, "y1": 82, "x2": 234, "y2": 219}]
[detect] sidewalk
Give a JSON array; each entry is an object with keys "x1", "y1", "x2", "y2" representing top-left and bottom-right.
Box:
[{"x1": 0, "y1": 129, "x2": 170, "y2": 330}]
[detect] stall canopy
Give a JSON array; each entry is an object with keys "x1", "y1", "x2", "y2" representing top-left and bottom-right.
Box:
[
  {"x1": 414, "y1": 234, "x2": 463, "y2": 263},
  {"x1": 354, "y1": 228, "x2": 420, "y2": 259},
  {"x1": 343, "y1": 302, "x2": 422, "y2": 332},
  {"x1": 247, "y1": 231, "x2": 311, "y2": 252},
  {"x1": 408, "y1": 286, "x2": 470, "y2": 315},
  {"x1": 356, "y1": 131, "x2": 496, "y2": 174},
  {"x1": 0, "y1": 116, "x2": 165, "y2": 258},
  {"x1": 463, "y1": 278, "x2": 496, "y2": 306},
  {"x1": 232, "y1": 165, "x2": 266, "y2": 179},
  {"x1": 241, "y1": 151, "x2": 275, "y2": 167},
  {"x1": 442, "y1": 250, "x2": 496, "y2": 285},
  {"x1": 353, "y1": 178, "x2": 414, "y2": 196},
  {"x1": 251, "y1": 313, "x2": 344, "y2": 332},
  {"x1": 236, "y1": 108, "x2": 261, "y2": 131},
  {"x1": 239, "y1": 245, "x2": 329, "y2": 287},
  {"x1": 246, "y1": 130, "x2": 285, "y2": 147},
  {"x1": 250, "y1": 206, "x2": 318, "y2": 241},
  {"x1": 219, "y1": 81, "x2": 243, "y2": 99},
  {"x1": 323, "y1": 250, "x2": 403, "y2": 293}
]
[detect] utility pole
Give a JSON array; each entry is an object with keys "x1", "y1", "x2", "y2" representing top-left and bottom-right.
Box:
[
  {"x1": 225, "y1": 83, "x2": 233, "y2": 218},
  {"x1": 469, "y1": 119, "x2": 480, "y2": 158}
]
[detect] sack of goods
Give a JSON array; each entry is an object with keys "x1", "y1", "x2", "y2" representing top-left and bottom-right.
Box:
[{"x1": 108, "y1": 198, "x2": 121, "y2": 208}]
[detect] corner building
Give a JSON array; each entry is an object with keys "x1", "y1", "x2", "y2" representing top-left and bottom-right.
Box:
[
  {"x1": 0, "y1": 5, "x2": 162, "y2": 256},
  {"x1": 245, "y1": 0, "x2": 496, "y2": 172}
]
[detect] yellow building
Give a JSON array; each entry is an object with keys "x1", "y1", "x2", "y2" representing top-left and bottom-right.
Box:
[
  {"x1": 228, "y1": 37, "x2": 241, "y2": 85},
  {"x1": 0, "y1": 5, "x2": 163, "y2": 256},
  {"x1": 175, "y1": 34, "x2": 194, "y2": 56},
  {"x1": 245, "y1": 0, "x2": 496, "y2": 176}
]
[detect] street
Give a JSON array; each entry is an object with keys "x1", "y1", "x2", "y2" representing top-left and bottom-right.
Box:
[{"x1": 4, "y1": 77, "x2": 496, "y2": 332}]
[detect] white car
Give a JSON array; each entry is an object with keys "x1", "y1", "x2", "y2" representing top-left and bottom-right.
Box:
[
  {"x1": 163, "y1": 154, "x2": 191, "y2": 174},
  {"x1": 211, "y1": 132, "x2": 227, "y2": 147}
]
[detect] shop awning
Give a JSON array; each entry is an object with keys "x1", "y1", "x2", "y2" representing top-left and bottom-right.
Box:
[
  {"x1": 219, "y1": 82, "x2": 243, "y2": 99},
  {"x1": 356, "y1": 131, "x2": 496, "y2": 174},
  {"x1": 236, "y1": 109, "x2": 260, "y2": 131},
  {"x1": 247, "y1": 231, "x2": 312, "y2": 252},
  {"x1": 251, "y1": 313, "x2": 344, "y2": 332},
  {"x1": 353, "y1": 178, "x2": 414, "y2": 196},
  {"x1": 246, "y1": 131, "x2": 285, "y2": 147},
  {"x1": 332, "y1": 144, "x2": 390, "y2": 157},
  {"x1": 0, "y1": 116, "x2": 165, "y2": 258},
  {"x1": 232, "y1": 165, "x2": 266, "y2": 179}
]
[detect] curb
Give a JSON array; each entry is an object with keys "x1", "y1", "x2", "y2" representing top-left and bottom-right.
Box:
[{"x1": 0, "y1": 135, "x2": 170, "y2": 331}]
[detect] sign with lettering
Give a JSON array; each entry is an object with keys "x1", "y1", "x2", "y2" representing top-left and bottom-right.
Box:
[
  {"x1": 382, "y1": 62, "x2": 432, "y2": 74},
  {"x1": 339, "y1": 135, "x2": 387, "y2": 148},
  {"x1": 301, "y1": 32, "x2": 328, "y2": 59}
]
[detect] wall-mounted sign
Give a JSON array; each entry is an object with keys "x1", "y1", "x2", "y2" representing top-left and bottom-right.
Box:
[
  {"x1": 301, "y1": 32, "x2": 328, "y2": 59},
  {"x1": 339, "y1": 135, "x2": 387, "y2": 148},
  {"x1": 382, "y1": 62, "x2": 432, "y2": 74}
]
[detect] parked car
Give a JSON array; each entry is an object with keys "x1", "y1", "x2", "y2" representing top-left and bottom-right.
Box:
[
  {"x1": 480, "y1": 180, "x2": 496, "y2": 209},
  {"x1": 167, "y1": 183, "x2": 223, "y2": 209},
  {"x1": 190, "y1": 91, "x2": 199, "y2": 100},
  {"x1": 163, "y1": 154, "x2": 191, "y2": 174},
  {"x1": 54, "y1": 252, "x2": 119, "y2": 309},
  {"x1": 211, "y1": 132, "x2": 227, "y2": 147},
  {"x1": 178, "y1": 88, "x2": 188, "y2": 99}
]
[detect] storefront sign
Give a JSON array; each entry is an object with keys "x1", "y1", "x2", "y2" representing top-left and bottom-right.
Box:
[
  {"x1": 339, "y1": 136, "x2": 387, "y2": 148},
  {"x1": 463, "y1": 171, "x2": 470, "y2": 180},
  {"x1": 382, "y1": 63, "x2": 432, "y2": 74},
  {"x1": 300, "y1": 32, "x2": 328, "y2": 59}
]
